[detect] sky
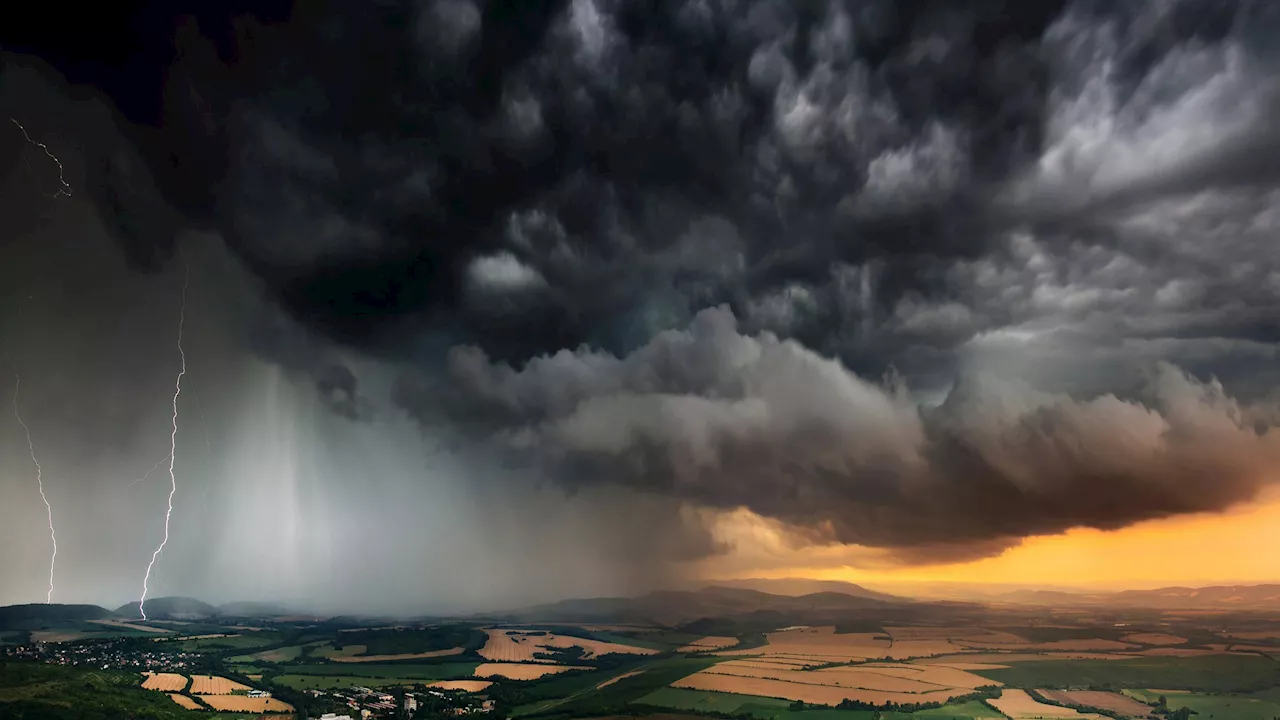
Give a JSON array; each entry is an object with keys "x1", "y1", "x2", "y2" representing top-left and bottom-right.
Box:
[{"x1": 1, "y1": 0, "x2": 1279, "y2": 613}]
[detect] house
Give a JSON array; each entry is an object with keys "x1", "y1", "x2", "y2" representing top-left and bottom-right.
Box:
[{"x1": 247, "y1": 689, "x2": 271, "y2": 698}]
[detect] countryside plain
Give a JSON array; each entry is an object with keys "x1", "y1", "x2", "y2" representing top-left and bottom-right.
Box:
[{"x1": 4, "y1": 582, "x2": 1280, "y2": 719}]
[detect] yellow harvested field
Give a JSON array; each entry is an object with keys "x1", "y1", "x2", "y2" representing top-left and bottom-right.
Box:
[
  {"x1": 884, "y1": 626, "x2": 1027, "y2": 645},
  {"x1": 1038, "y1": 639, "x2": 1135, "y2": 652},
  {"x1": 474, "y1": 663, "x2": 591, "y2": 680},
  {"x1": 332, "y1": 647, "x2": 464, "y2": 662},
  {"x1": 31, "y1": 631, "x2": 92, "y2": 643},
  {"x1": 679, "y1": 636, "x2": 739, "y2": 652},
  {"x1": 1038, "y1": 689, "x2": 1154, "y2": 717},
  {"x1": 141, "y1": 673, "x2": 188, "y2": 692},
  {"x1": 597, "y1": 670, "x2": 644, "y2": 688},
  {"x1": 704, "y1": 661, "x2": 997, "y2": 694},
  {"x1": 1226, "y1": 630, "x2": 1280, "y2": 640},
  {"x1": 87, "y1": 619, "x2": 172, "y2": 633},
  {"x1": 428, "y1": 680, "x2": 494, "y2": 692},
  {"x1": 167, "y1": 694, "x2": 202, "y2": 710},
  {"x1": 1133, "y1": 647, "x2": 1227, "y2": 657},
  {"x1": 479, "y1": 629, "x2": 657, "y2": 662},
  {"x1": 201, "y1": 695, "x2": 294, "y2": 713},
  {"x1": 717, "y1": 627, "x2": 891, "y2": 661},
  {"x1": 189, "y1": 675, "x2": 252, "y2": 695},
  {"x1": 914, "y1": 652, "x2": 1130, "y2": 665},
  {"x1": 1121, "y1": 633, "x2": 1186, "y2": 645},
  {"x1": 246, "y1": 674, "x2": 263, "y2": 681},
  {"x1": 856, "y1": 663, "x2": 1003, "y2": 690},
  {"x1": 987, "y1": 689, "x2": 1108, "y2": 719},
  {"x1": 673, "y1": 672, "x2": 964, "y2": 706}
]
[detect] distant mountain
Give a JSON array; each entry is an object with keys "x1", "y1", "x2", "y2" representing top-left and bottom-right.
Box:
[
  {"x1": 706, "y1": 577, "x2": 905, "y2": 603},
  {"x1": 0, "y1": 604, "x2": 111, "y2": 631},
  {"x1": 1000, "y1": 584, "x2": 1280, "y2": 610},
  {"x1": 495, "y1": 585, "x2": 902, "y2": 626},
  {"x1": 113, "y1": 596, "x2": 216, "y2": 620}
]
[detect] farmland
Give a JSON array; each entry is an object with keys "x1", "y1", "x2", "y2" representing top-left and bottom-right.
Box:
[
  {"x1": 141, "y1": 671, "x2": 188, "y2": 691},
  {"x1": 480, "y1": 628, "x2": 660, "y2": 662},
  {"x1": 987, "y1": 689, "x2": 1108, "y2": 719},
  {"x1": 8, "y1": 590, "x2": 1280, "y2": 720},
  {"x1": 200, "y1": 694, "x2": 295, "y2": 712},
  {"x1": 189, "y1": 673, "x2": 252, "y2": 694}
]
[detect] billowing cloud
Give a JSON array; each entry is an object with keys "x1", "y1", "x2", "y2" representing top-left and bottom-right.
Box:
[{"x1": 398, "y1": 306, "x2": 1280, "y2": 563}]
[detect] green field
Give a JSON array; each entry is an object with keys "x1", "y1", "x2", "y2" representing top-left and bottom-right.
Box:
[
  {"x1": 272, "y1": 674, "x2": 435, "y2": 690},
  {"x1": 331, "y1": 624, "x2": 485, "y2": 656},
  {"x1": 636, "y1": 686, "x2": 791, "y2": 714},
  {"x1": 173, "y1": 633, "x2": 283, "y2": 652},
  {"x1": 515, "y1": 656, "x2": 721, "y2": 717},
  {"x1": 228, "y1": 642, "x2": 309, "y2": 663},
  {"x1": 273, "y1": 662, "x2": 479, "y2": 679},
  {"x1": 634, "y1": 688, "x2": 1001, "y2": 720},
  {"x1": 1123, "y1": 689, "x2": 1280, "y2": 720},
  {"x1": 975, "y1": 655, "x2": 1280, "y2": 692}
]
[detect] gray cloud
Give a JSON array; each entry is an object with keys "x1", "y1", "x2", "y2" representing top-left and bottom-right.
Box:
[{"x1": 398, "y1": 306, "x2": 1280, "y2": 563}]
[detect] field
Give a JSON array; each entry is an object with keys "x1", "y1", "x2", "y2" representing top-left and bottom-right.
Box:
[
  {"x1": 1125, "y1": 689, "x2": 1280, "y2": 720},
  {"x1": 166, "y1": 693, "x2": 202, "y2": 709},
  {"x1": 634, "y1": 689, "x2": 1003, "y2": 720},
  {"x1": 477, "y1": 662, "x2": 591, "y2": 679},
  {"x1": 987, "y1": 689, "x2": 1108, "y2": 719},
  {"x1": 480, "y1": 628, "x2": 659, "y2": 662},
  {"x1": 273, "y1": 674, "x2": 435, "y2": 690},
  {"x1": 429, "y1": 680, "x2": 494, "y2": 692},
  {"x1": 1120, "y1": 633, "x2": 1187, "y2": 646},
  {"x1": 331, "y1": 646, "x2": 464, "y2": 662},
  {"x1": 189, "y1": 674, "x2": 252, "y2": 694},
  {"x1": 201, "y1": 694, "x2": 295, "y2": 712},
  {"x1": 672, "y1": 671, "x2": 965, "y2": 705},
  {"x1": 277, "y1": 662, "x2": 479, "y2": 679},
  {"x1": 140, "y1": 672, "x2": 187, "y2": 691},
  {"x1": 973, "y1": 654, "x2": 1280, "y2": 692},
  {"x1": 229, "y1": 643, "x2": 308, "y2": 663},
  {"x1": 1036, "y1": 689, "x2": 1153, "y2": 717},
  {"x1": 678, "y1": 637, "x2": 740, "y2": 652}
]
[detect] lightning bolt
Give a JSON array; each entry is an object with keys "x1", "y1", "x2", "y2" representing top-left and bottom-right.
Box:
[
  {"x1": 9, "y1": 119, "x2": 71, "y2": 199},
  {"x1": 139, "y1": 267, "x2": 188, "y2": 620},
  {"x1": 12, "y1": 376, "x2": 57, "y2": 604},
  {"x1": 125, "y1": 455, "x2": 173, "y2": 499}
]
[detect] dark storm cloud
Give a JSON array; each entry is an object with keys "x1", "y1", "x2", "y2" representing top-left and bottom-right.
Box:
[
  {"x1": 397, "y1": 306, "x2": 1280, "y2": 563},
  {"x1": 10, "y1": 0, "x2": 1280, "y2": 570}
]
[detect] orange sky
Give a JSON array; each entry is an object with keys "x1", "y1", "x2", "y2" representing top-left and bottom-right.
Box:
[{"x1": 702, "y1": 490, "x2": 1280, "y2": 589}]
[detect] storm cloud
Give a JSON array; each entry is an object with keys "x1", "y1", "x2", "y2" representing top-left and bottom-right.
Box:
[{"x1": 398, "y1": 305, "x2": 1280, "y2": 563}]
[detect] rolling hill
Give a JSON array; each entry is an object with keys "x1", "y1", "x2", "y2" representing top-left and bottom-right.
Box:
[
  {"x1": 112, "y1": 596, "x2": 216, "y2": 620},
  {"x1": 0, "y1": 604, "x2": 112, "y2": 631}
]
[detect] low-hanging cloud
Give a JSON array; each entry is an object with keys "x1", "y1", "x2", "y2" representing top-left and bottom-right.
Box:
[{"x1": 397, "y1": 306, "x2": 1280, "y2": 563}]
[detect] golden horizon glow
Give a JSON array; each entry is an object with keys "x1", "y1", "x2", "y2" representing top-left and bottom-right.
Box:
[{"x1": 703, "y1": 490, "x2": 1280, "y2": 590}]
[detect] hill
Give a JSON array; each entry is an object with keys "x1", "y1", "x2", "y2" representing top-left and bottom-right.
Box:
[
  {"x1": 112, "y1": 596, "x2": 216, "y2": 620},
  {"x1": 703, "y1": 577, "x2": 904, "y2": 602},
  {"x1": 494, "y1": 585, "x2": 903, "y2": 626},
  {"x1": 995, "y1": 584, "x2": 1280, "y2": 610},
  {"x1": 0, "y1": 604, "x2": 111, "y2": 631}
]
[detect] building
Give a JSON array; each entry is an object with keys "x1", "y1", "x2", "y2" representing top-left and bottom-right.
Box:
[{"x1": 319, "y1": 715, "x2": 354, "y2": 720}]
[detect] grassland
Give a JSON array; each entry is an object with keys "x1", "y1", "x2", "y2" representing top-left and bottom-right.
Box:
[
  {"x1": 1124, "y1": 688, "x2": 1280, "y2": 719},
  {"x1": 0, "y1": 662, "x2": 227, "y2": 719},
  {"x1": 974, "y1": 654, "x2": 1280, "y2": 692}
]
